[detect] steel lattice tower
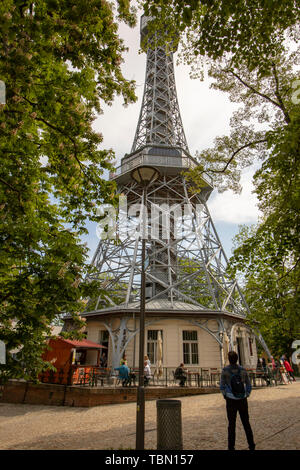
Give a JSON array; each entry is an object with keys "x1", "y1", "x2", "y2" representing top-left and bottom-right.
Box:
[
  {"x1": 79, "y1": 16, "x2": 270, "y2": 368},
  {"x1": 131, "y1": 17, "x2": 188, "y2": 153}
]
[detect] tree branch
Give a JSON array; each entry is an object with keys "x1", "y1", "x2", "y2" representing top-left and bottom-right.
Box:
[
  {"x1": 271, "y1": 63, "x2": 291, "y2": 124},
  {"x1": 277, "y1": 258, "x2": 300, "y2": 282},
  {"x1": 205, "y1": 138, "x2": 268, "y2": 174},
  {"x1": 0, "y1": 177, "x2": 21, "y2": 196},
  {"x1": 0, "y1": 177, "x2": 24, "y2": 211},
  {"x1": 35, "y1": 116, "x2": 91, "y2": 180},
  {"x1": 225, "y1": 68, "x2": 287, "y2": 115}
]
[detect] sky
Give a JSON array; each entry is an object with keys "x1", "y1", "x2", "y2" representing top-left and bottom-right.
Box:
[{"x1": 82, "y1": 15, "x2": 261, "y2": 261}]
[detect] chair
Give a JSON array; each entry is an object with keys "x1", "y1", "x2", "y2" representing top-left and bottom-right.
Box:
[
  {"x1": 78, "y1": 368, "x2": 88, "y2": 386},
  {"x1": 210, "y1": 368, "x2": 220, "y2": 386},
  {"x1": 201, "y1": 369, "x2": 210, "y2": 387},
  {"x1": 129, "y1": 371, "x2": 137, "y2": 386},
  {"x1": 93, "y1": 367, "x2": 110, "y2": 386},
  {"x1": 115, "y1": 375, "x2": 129, "y2": 387},
  {"x1": 144, "y1": 373, "x2": 153, "y2": 386}
]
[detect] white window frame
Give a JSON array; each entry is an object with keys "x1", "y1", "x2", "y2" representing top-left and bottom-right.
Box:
[
  {"x1": 182, "y1": 330, "x2": 199, "y2": 365},
  {"x1": 147, "y1": 329, "x2": 163, "y2": 364}
]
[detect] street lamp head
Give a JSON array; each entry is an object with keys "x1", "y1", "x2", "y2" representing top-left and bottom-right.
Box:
[{"x1": 131, "y1": 166, "x2": 160, "y2": 186}]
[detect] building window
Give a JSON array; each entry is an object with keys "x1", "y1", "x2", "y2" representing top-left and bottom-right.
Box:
[
  {"x1": 248, "y1": 338, "x2": 254, "y2": 356},
  {"x1": 147, "y1": 330, "x2": 163, "y2": 364},
  {"x1": 182, "y1": 331, "x2": 198, "y2": 365}
]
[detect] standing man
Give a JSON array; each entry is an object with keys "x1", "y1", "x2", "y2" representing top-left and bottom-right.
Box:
[{"x1": 220, "y1": 351, "x2": 255, "y2": 451}]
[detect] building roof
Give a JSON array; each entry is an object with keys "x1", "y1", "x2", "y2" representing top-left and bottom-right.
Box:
[
  {"x1": 68, "y1": 298, "x2": 245, "y2": 321},
  {"x1": 56, "y1": 337, "x2": 107, "y2": 349},
  {"x1": 127, "y1": 299, "x2": 203, "y2": 311}
]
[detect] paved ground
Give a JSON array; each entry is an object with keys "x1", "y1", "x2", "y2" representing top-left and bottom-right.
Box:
[{"x1": 0, "y1": 381, "x2": 299, "y2": 450}]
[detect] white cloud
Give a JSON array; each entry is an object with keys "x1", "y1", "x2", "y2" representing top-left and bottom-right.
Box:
[{"x1": 207, "y1": 166, "x2": 261, "y2": 224}]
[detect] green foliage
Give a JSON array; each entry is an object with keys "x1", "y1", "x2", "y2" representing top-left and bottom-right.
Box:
[
  {"x1": 229, "y1": 224, "x2": 300, "y2": 358},
  {"x1": 0, "y1": 0, "x2": 137, "y2": 383},
  {"x1": 188, "y1": 48, "x2": 299, "y2": 192},
  {"x1": 227, "y1": 102, "x2": 300, "y2": 358},
  {"x1": 141, "y1": 0, "x2": 299, "y2": 74}
]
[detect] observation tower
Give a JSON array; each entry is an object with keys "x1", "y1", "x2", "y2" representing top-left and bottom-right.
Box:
[{"x1": 65, "y1": 16, "x2": 270, "y2": 372}]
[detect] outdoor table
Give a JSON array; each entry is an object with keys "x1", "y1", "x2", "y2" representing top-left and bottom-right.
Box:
[{"x1": 92, "y1": 367, "x2": 111, "y2": 386}]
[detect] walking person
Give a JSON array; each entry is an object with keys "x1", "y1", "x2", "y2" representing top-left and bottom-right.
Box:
[
  {"x1": 220, "y1": 351, "x2": 255, "y2": 451},
  {"x1": 100, "y1": 352, "x2": 107, "y2": 368},
  {"x1": 283, "y1": 358, "x2": 296, "y2": 382}
]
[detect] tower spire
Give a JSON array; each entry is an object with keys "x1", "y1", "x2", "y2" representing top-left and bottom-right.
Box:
[{"x1": 131, "y1": 15, "x2": 189, "y2": 153}]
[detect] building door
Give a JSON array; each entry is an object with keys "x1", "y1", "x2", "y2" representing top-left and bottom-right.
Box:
[{"x1": 99, "y1": 330, "x2": 109, "y2": 367}]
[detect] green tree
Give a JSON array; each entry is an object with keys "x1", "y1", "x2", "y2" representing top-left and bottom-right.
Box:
[
  {"x1": 229, "y1": 225, "x2": 300, "y2": 359},
  {"x1": 0, "y1": 0, "x2": 137, "y2": 382},
  {"x1": 186, "y1": 48, "x2": 300, "y2": 278},
  {"x1": 141, "y1": 0, "x2": 299, "y2": 74},
  {"x1": 227, "y1": 107, "x2": 300, "y2": 358},
  {"x1": 185, "y1": 48, "x2": 299, "y2": 190}
]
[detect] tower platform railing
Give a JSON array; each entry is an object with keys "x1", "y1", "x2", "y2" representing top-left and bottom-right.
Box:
[{"x1": 109, "y1": 150, "x2": 213, "y2": 188}]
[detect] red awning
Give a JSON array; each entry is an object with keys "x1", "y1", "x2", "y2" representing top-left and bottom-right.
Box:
[{"x1": 58, "y1": 337, "x2": 107, "y2": 349}]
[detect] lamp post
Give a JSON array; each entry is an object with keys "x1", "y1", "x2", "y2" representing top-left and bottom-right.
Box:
[{"x1": 131, "y1": 166, "x2": 160, "y2": 451}]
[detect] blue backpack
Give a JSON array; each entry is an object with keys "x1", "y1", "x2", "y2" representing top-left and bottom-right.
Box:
[{"x1": 230, "y1": 368, "x2": 245, "y2": 398}]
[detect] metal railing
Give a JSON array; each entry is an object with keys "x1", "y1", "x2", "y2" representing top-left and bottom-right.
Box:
[
  {"x1": 40, "y1": 366, "x2": 284, "y2": 389},
  {"x1": 109, "y1": 152, "x2": 213, "y2": 187}
]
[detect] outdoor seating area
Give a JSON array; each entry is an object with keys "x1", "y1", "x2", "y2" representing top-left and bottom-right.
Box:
[{"x1": 40, "y1": 365, "x2": 286, "y2": 389}]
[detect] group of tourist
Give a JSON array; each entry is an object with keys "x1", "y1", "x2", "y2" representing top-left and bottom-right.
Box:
[
  {"x1": 114, "y1": 354, "x2": 152, "y2": 387},
  {"x1": 112, "y1": 350, "x2": 296, "y2": 450},
  {"x1": 113, "y1": 351, "x2": 296, "y2": 389},
  {"x1": 256, "y1": 354, "x2": 296, "y2": 383}
]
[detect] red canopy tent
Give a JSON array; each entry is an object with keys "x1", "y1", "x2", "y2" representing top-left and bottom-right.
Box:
[{"x1": 40, "y1": 336, "x2": 107, "y2": 385}]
